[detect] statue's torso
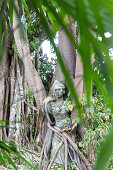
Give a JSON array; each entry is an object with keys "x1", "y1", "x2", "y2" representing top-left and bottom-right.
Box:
[
  {"x1": 42, "y1": 96, "x2": 71, "y2": 129},
  {"x1": 48, "y1": 99, "x2": 71, "y2": 129},
  {"x1": 49, "y1": 100, "x2": 68, "y2": 117}
]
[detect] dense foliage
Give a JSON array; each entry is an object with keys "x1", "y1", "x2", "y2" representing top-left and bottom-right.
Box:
[
  {"x1": 38, "y1": 54, "x2": 56, "y2": 94},
  {"x1": 80, "y1": 95, "x2": 113, "y2": 169}
]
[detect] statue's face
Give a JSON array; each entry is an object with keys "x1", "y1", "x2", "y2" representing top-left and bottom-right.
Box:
[
  {"x1": 52, "y1": 87, "x2": 64, "y2": 98},
  {"x1": 51, "y1": 80, "x2": 65, "y2": 98}
]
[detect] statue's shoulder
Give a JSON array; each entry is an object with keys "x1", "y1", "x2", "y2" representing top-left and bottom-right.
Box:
[{"x1": 43, "y1": 96, "x2": 53, "y2": 104}]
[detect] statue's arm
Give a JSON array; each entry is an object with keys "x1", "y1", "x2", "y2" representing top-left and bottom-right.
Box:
[
  {"x1": 42, "y1": 97, "x2": 53, "y2": 115},
  {"x1": 42, "y1": 97, "x2": 56, "y2": 125},
  {"x1": 47, "y1": 103, "x2": 55, "y2": 125}
]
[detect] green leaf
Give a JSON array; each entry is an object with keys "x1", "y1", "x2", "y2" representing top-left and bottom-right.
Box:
[
  {"x1": 9, "y1": 0, "x2": 13, "y2": 26},
  {"x1": 0, "y1": 120, "x2": 5, "y2": 125},
  {"x1": 1, "y1": 151, "x2": 18, "y2": 170},
  {"x1": 17, "y1": 0, "x2": 21, "y2": 8},
  {"x1": 79, "y1": 35, "x2": 92, "y2": 105},
  {"x1": 22, "y1": 0, "x2": 31, "y2": 19},
  {"x1": 98, "y1": 0, "x2": 113, "y2": 16},
  {"x1": 51, "y1": 22, "x2": 60, "y2": 35},
  {"x1": 87, "y1": 0, "x2": 105, "y2": 37},
  {"x1": 11, "y1": 150, "x2": 35, "y2": 169},
  {"x1": 0, "y1": 152, "x2": 7, "y2": 168},
  {"x1": 0, "y1": 141, "x2": 35, "y2": 169},
  {"x1": 43, "y1": 1, "x2": 77, "y2": 47},
  {"x1": 0, "y1": 142, "x2": 10, "y2": 153}
]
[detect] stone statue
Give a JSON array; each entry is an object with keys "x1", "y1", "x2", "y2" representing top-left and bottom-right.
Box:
[
  {"x1": 40, "y1": 80, "x2": 70, "y2": 168},
  {"x1": 43, "y1": 80, "x2": 71, "y2": 130},
  {"x1": 40, "y1": 80, "x2": 92, "y2": 170}
]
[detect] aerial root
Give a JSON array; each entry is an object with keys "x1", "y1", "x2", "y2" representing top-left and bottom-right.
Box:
[
  {"x1": 47, "y1": 141, "x2": 63, "y2": 170},
  {"x1": 40, "y1": 123, "x2": 92, "y2": 170},
  {"x1": 63, "y1": 136, "x2": 68, "y2": 170}
]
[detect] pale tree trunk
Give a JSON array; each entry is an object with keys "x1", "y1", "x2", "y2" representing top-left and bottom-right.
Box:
[
  {"x1": 7, "y1": 52, "x2": 34, "y2": 145},
  {"x1": 71, "y1": 33, "x2": 84, "y2": 119},
  {"x1": 71, "y1": 35, "x2": 86, "y2": 157},
  {"x1": 22, "y1": 72, "x2": 31, "y2": 146},
  {"x1": 13, "y1": 1, "x2": 47, "y2": 146},
  {"x1": 34, "y1": 51, "x2": 39, "y2": 139},
  {"x1": 0, "y1": 36, "x2": 33, "y2": 145},
  {"x1": 0, "y1": 33, "x2": 9, "y2": 140},
  {"x1": 13, "y1": 1, "x2": 46, "y2": 113},
  {"x1": 53, "y1": 17, "x2": 76, "y2": 84},
  {"x1": 9, "y1": 56, "x2": 23, "y2": 144},
  {"x1": 74, "y1": 52, "x2": 84, "y2": 98},
  {"x1": 3, "y1": 73, "x2": 9, "y2": 138},
  {"x1": 74, "y1": 34, "x2": 95, "y2": 163},
  {"x1": 0, "y1": 12, "x2": 42, "y2": 145}
]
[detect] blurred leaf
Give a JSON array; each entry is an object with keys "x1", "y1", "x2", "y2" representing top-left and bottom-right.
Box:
[
  {"x1": 0, "y1": 120, "x2": 5, "y2": 125},
  {"x1": 79, "y1": 35, "x2": 92, "y2": 105},
  {"x1": 0, "y1": 152, "x2": 7, "y2": 168},
  {"x1": 1, "y1": 151, "x2": 18, "y2": 170},
  {"x1": 88, "y1": 0, "x2": 105, "y2": 37},
  {"x1": 98, "y1": 0, "x2": 113, "y2": 16},
  {"x1": 22, "y1": 0, "x2": 31, "y2": 19},
  {"x1": 9, "y1": 0, "x2": 13, "y2": 26},
  {"x1": 17, "y1": 0, "x2": 21, "y2": 8},
  {"x1": 43, "y1": 1, "x2": 77, "y2": 47}
]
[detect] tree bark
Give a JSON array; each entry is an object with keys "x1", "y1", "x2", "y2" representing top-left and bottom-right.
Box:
[
  {"x1": 13, "y1": 1, "x2": 46, "y2": 112},
  {"x1": 0, "y1": 33, "x2": 9, "y2": 140},
  {"x1": 74, "y1": 52, "x2": 84, "y2": 98},
  {"x1": 53, "y1": 17, "x2": 76, "y2": 84},
  {"x1": 12, "y1": 1, "x2": 47, "y2": 146},
  {"x1": 9, "y1": 56, "x2": 23, "y2": 144}
]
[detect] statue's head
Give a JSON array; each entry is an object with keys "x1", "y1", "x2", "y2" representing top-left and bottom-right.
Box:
[{"x1": 51, "y1": 80, "x2": 65, "y2": 98}]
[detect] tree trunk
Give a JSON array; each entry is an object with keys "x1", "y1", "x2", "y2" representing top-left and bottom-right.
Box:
[
  {"x1": 0, "y1": 33, "x2": 9, "y2": 140},
  {"x1": 74, "y1": 52, "x2": 84, "y2": 98},
  {"x1": 12, "y1": 0, "x2": 47, "y2": 146},
  {"x1": 74, "y1": 34, "x2": 95, "y2": 163},
  {"x1": 9, "y1": 55, "x2": 23, "y2": 144},
  {"x1": 53, "y1": 17, "x2": 76, "y2": 84},
  {"x1": 13, "y1": 2, "x2": 46, "y2": 112}
]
